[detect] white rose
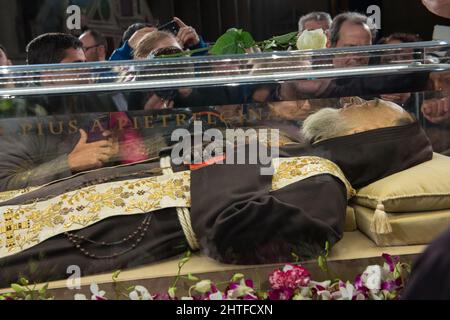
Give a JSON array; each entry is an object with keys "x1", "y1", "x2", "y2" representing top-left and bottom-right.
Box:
[{"x1": 297, "y1": 29, "x2": 328, "y2": 50}]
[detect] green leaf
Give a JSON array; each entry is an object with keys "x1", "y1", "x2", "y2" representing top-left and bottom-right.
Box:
[
  {"x1": 393, "y1": 263, "x2": 403, "y2": 279},
  {"x1": 210, "y1": 28, "x2": 253, "y2": 55},
  {"x1": 263, "y1": 40, "x2": 277, "y2": 51},
  {"x1": 168, "y1": 287, "x2": 177, "y2": 299},
  {"x1": 231, "y1": 273, "x2": 245, "y2": 282},
  {"x1": 239, "y1": 31, "x2": 256, "y2": 48},
  {"x1": 39, "y1": 283, "x2": 49, "y2": 295},
  {"x1": 210, "y1": 30, "x2": 240, "y2": 55},
  {"x1": 270, "y1": 32, "x2": 298, "y2": 45},
  {"x1": 318, "y1": 256, "x2": 326, "y2": 272},
  {"x1": 11, "y1": 284, "x2": 25, "y2": 293},
  {"x1": 112, "y1": 270, "x2": 121, "y2": 281},
  {"x1": 19, "y1": 277, "x2": 29, "y2": 286},
  {"x1": 187, "y1": 273, "x2": 200, "y2": 282}
]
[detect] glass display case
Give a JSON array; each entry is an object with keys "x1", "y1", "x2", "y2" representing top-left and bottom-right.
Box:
[{"x1": 0, "y1": 41, "x2": 449, "y2": 293}]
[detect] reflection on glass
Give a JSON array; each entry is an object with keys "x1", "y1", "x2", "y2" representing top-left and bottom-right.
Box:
[{"x1": 0, "y1": 41, "x2": 449, "y2": 289}]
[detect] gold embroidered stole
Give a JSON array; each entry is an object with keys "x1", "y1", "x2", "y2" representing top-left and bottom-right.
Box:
[
  {"x1": 0, "y1": 171, "x2": 191, "y2": 259},
  {"x1": 0, "y1": 157, "x2": 354, "y2": 259},
  {"x1": 272, "y1": 157, "x2": 355, "y2": 199},
  {"x1": 0, "y1": 187, "x2": 41, "y2": 203}
]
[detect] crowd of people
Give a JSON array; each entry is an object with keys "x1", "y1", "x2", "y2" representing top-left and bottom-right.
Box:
[
  {"x1": 0, "y1": 2, "x2": 448, "y2": 185},
  {"x1": 0, "y1": 5, "x2": 448, "y2": 118},
  {"x1": 0, "y1": 0, "x2": 447, "y2": 182}
]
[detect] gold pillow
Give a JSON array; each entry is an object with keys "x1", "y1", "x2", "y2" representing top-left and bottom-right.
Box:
[
  {"x1": 352, "y1": 153, "x2": 450, "y2": 213},
  {"x1": 353, "y1": 204, "x2": 450, "y2": 246}
]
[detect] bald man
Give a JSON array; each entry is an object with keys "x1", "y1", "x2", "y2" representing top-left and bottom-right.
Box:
[{"x1": 422, "y1": 0, "x2": 450, "y2": 18}]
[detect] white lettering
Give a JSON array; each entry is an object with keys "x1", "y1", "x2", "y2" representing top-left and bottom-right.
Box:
[
  {"x1": 66, "y1": 5, "x2": 81, "y2": 30},
  {"x1": 66, "y1": 265, "x2": 81, "y2": 290},
  {"x1": 367, "y1": 5, "x2": 382, "y2": 30}
]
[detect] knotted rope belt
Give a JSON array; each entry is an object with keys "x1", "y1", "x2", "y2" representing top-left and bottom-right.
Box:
[{"x1": 160, "y1": 156, "x2": 200, "y2": 251}]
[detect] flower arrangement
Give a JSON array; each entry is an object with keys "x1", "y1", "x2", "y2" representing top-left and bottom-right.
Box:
[{"x1": 0, "y1": 250, "x2": 410, "y2": 300}]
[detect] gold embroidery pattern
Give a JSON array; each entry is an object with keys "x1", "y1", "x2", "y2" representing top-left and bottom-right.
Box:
[
  {"x1": 272, "y1": 157, "x2": 356, "y2": 199},
  {"x1": 0, "y1": 186, "x2": 41, "y2": 203},
  {"x1": 0, "y1": 171, "x2": 190, "y2": 259}
]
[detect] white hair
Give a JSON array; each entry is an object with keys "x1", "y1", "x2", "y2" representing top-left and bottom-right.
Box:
[
  {"x1": 298, "y1": 12, "x2": 332, "y2": 33},
  {"x1": 301, "y1": 108, "x2": 350, "y2": 143}
]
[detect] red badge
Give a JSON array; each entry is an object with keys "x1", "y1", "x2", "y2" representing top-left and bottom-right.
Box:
[{"x1": 189, "y1": 155, "x2": 226, "y2": 170}]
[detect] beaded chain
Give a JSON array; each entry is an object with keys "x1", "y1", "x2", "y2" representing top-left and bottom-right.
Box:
[{"x1": 64, "y1": 215, "x2": 152, "y2": 259}]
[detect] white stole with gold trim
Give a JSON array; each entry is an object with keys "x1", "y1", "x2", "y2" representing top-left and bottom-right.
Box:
[{"x1": 0, "y1": 157, "x2": 354, "y2": 259}]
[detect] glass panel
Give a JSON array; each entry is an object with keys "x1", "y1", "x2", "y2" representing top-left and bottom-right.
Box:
[
  {"x1": 0, "y1": 41, "x2": 449, "y2": 191},
  {"x1": 0, "y1": 41, "x2": 449, "y2": 293},
  {"x1": 1, "y1": 41, "x2": 449, "y2": 98}
]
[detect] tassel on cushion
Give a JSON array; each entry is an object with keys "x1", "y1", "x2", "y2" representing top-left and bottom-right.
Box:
[{"x1": 370, "y1": 202, "x2": 393, "y2": 235}]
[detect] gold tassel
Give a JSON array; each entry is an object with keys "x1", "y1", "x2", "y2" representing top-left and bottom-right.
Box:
[{"x1": 370, "y1": 202, "x2": 393, "y2": 235}]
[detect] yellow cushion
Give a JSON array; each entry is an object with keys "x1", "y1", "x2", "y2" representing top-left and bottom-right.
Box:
[
  {"x1": 353, "y1": 204, "x2": 450, "y2": 246},
  {"x1": 345, "y1": 206, "x2": 357, "y2": 232},
  {"x1": 352, "y1": 153, "x2": 450, "y2": 213}
]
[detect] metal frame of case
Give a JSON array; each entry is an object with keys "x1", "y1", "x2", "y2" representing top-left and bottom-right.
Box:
[{"x1": 0, "y1": 41, "x2": 449, "y2": 97}]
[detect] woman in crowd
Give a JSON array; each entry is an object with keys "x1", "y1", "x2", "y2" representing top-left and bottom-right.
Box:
[{"x1": 131, "y1": 31, "x2": 193, "y2": 111}]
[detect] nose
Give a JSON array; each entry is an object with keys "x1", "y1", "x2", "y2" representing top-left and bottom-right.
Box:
[{"x1": 301, "y1": 100, "x2": 312, "y2": 111}]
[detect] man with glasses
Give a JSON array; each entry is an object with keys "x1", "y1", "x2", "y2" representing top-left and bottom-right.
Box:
[{"x1": 79, "y1": 29, "x2": 108, "y2": 62}]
